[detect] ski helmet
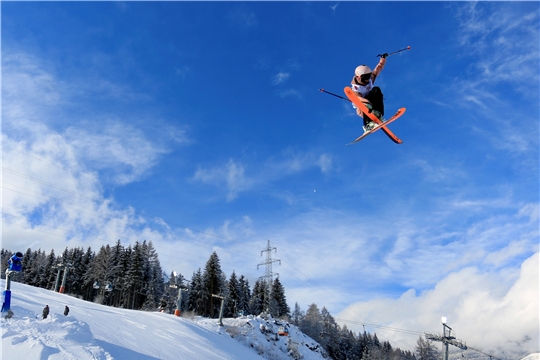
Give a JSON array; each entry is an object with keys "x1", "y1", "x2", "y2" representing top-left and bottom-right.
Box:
[{"x1": 355, "y1": 65, "x2": 371, "y2": 76}]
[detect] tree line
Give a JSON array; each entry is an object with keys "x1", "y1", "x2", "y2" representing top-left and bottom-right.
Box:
[
  {"x1": 1, "y1": 244, "x2": 440, "y2": 360},
  {"x1": 287, "y1": 302, "x2": 440, "y2": 360},
  {"x1": 0, "y1": 241, "x2": 289, "y2": 319}
]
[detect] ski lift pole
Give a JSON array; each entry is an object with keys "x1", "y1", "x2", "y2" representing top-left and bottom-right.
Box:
[
  {"x1": 54, "y1": 264, "x2": 64, "y2": 292},
  {"x1": 377, "y1": 45, "x2": 411, "y2": 58},
  {"x1": 212, "y1": 294, "x2": 225, "y2": 326},
  {"x1": 319, "y1": 88, "x2": 351, "y2": 102},
  {"x1": 59, "y1": 263, "x2": 73, "y2": 294}
]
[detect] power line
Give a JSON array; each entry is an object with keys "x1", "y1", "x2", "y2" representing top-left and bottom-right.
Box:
[
  {"x1": 335, "y1": 318, "x2": 425, "y2": 336},
  {"x1": 465, "y1": 346, "x2": 503, "y2": 360}
]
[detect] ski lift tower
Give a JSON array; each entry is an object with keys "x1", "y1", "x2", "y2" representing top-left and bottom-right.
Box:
[
  {"x1": 58, "y1": 263, "x2": 74, "y2": 294},
  {"x1": 425, "y1": 317, "x2": 467, "y2": 360}
]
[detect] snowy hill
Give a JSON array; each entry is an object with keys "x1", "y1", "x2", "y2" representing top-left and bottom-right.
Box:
[
  {"x1": 1, "y1": 280, "x2": 326, "y2": 359},
  {"x1": 520, "y1": 354, "x2": 540, "y2": 360}
]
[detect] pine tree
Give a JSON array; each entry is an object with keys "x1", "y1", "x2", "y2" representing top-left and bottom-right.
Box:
[
  {"x1": 224, "y1": 271, "x2": 240, "y2": 317},
  {"x1": 291, "y1": 302, "x2": 304, "y2": 326},
  {"x1": 39, "y1": 249, "x2": 57, "y2": 290},
  {"x1": 187, "y1": 268, "x2": 207, "y2": 315},
  {"x1": 236, "y1": 275, "x2": 250, "y2": 315},
  {"x1": 202, "y1": 251, "x2": 224, "y2": 318},
  {"x1": 68, "y1": 247, "x2": 87, "y2": 297},
  {"x1": 85, "y1": 244, "x2": 111, "y2": 303},
  {"x1": 0, "y1": 249, "x2": 12, "y2": 279},
  {"x1": 300, "y1": 303, "x2": 323, "y2": 341},
  {"x1": 249, "y1": 279, "x2": 267, "y2": 315},
  {"x1": 101, "y1": 240, "x2": 123, "y2": 306},
  {"x1": 350, "y1": 330, "x2": 364, "y2": 360},
  {"x1": 117, "y1": 244, "x2": 132, "y2": 308},
  {"x1": 269, "y1": 277, "x2": 290, "y2": 319},
  {"x1": 140, "y1": 241, "x2": 164, "y2": 311},
  {"x1": 125, "y1": 241, "x2": 146, "y2": 309},
  {"x1": 22, "y1": 248, "x2": 40, "y2": 286},
  {"x1": 319, "y1": 307, "x2": 339, "y2": 356},
  {"x1": 80, "y1": 247, "x2": 95, "y2": 301},
  {"x1": 345, "y1": 327, "x2": 361, "y2": 360},
  {"x1": 415, "y1": 336, "x2": 439, "y2": 360},
  {"x1": 381, "y1": 340, "x2": 393, "y2": 360}
]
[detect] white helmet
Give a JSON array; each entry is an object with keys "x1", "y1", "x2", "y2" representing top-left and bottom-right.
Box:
[{"x1": 355, "y1": 65, "x2": 371, "y2": 76}]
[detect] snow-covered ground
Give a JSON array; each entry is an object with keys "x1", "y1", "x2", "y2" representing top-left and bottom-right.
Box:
[
  {"x1": 1, "y1": 280, "x2": 326, "y2": 359},
  {"x1": 520, "y1": 354, "x2": 540, "y2": 360}
]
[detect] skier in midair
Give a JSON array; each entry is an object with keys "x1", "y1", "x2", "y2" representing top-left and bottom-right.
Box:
[{"x1": 350, "y1": 53, "x2": 388, "y2": 133}]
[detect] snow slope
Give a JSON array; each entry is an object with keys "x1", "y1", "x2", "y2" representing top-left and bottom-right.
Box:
[
  {"x1": 1, "y1": 280, "x2": 326, "y2": 359},
  {"x1": 520, "y1": 354, "x2": 540, "y2": 360}
]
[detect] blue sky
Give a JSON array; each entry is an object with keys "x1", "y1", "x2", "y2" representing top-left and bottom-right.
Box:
[{"x1": 1, "y1": 1, "x2": 538, "y2": 356}]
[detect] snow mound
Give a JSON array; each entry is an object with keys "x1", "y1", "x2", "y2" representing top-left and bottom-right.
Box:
[
  {"x1": 2, "y1": 312, "x2": 110, "y2": 359},
  {"x1": 196, "y1": 315, "x2": 326, "y2": 360}
]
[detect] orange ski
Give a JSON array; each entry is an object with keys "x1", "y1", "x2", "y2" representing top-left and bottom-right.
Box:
[
  {"x1": 347, "y1": 108, "x2": 405, "y2": 145},
  {"x1": 344, "y1": 87, "x2": 404, "y2": 144}
]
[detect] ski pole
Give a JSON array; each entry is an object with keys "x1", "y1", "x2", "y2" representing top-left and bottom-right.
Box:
[
  {"x1": 319, "y1": 88, "x2": 351, "y2": 102},
  {"x1": 377, "y1": 46, "x2": 411, "y2": 58}
]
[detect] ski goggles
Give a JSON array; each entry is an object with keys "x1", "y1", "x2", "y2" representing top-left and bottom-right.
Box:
[{"x1": 359, "y1": 73, "x2": 372, "y2": 82}]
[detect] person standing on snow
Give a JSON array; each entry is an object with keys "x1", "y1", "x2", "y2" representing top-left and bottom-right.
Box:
[
  {"x1": 350, "y1": 53, "x2": 388, "y2": 133},
  {"x1": 64, "y1": 305, "x2": 69, "y2": 316},
  {"x1": 42, "y1": 305, "x2": 50, "y2": 319}
]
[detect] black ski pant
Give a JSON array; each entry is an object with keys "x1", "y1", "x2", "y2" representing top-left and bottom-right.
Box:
[{"x1": 363, "y1": 87, "x2": 384, "y2": 125}]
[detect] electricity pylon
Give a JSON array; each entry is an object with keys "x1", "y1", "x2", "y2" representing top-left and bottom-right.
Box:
[{"x1": 257, "y1": 240, "x2": 281, "y2": 313}]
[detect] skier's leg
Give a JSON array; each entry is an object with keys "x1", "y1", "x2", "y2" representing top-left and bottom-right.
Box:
[
  {"x1": 365, "y1": 87, "x2": 384, "y2": 118},
  {"x1": 355, "y1": 107, "x2": 369, "y2": 126}
]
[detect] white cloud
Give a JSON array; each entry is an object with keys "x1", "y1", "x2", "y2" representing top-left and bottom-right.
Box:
[
  {"x1": 1, "y1": 49, "x2": 195, "y2": 273},
  {"x1": 2, "y1": 50, "x2": 188, "y2": 186},
  {"x1": 336, "y1": 252, "x2": 539, "y2": 357},
  {"x1": 318, "y1": 154, "x2": 332, "y2": 173},
  {"x1": 193, "y1": 159, "x2": 252, "y2": 201},
  {"x1": 447, "y1": 3, "x2": 539, "y2": 158},
  {"x1": 192, "y1": 150, "x2": 333, "y2": 201},
  {"x1": 272, "y1": 71, "x2": 290, "y2": 85},
  {"x1": 271, "y1": 59, "x2": 301, "y2": 87},
  {"x1": 276, "y1": 89, "x2": 302, "y2": 99},
  {"x1": 65, "y1": 122, "x2": 170, "y2": 185}
]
